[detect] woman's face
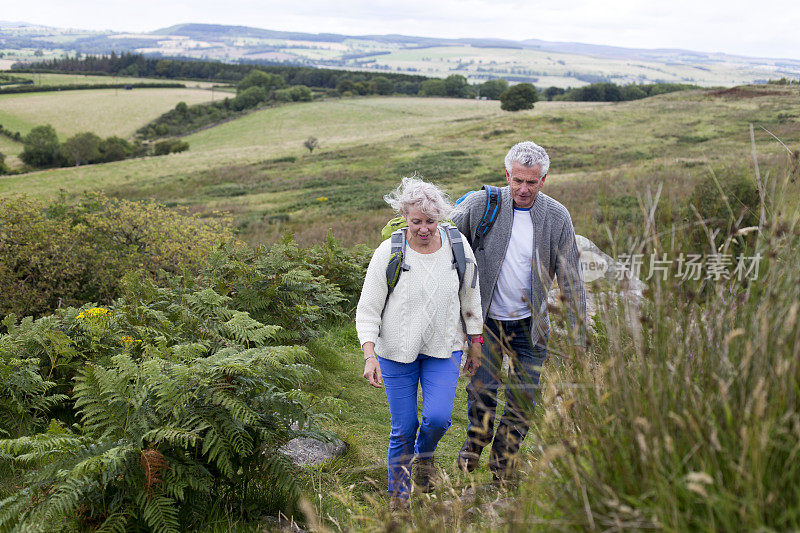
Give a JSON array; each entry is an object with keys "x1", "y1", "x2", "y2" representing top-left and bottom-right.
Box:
[{"x1": 404, "y1": 206, "x2": 438, "y2": 245}]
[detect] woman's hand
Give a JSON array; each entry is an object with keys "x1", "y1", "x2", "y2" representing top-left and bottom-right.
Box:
[
  {"x1": 463, "y1": 341, "x2": 482, "y2": 377},
  {"x1": 361, "y1": 342, "x2": 382, "y2": 388},
  {"x1": 363, "y1": 357, "x2": 383, "y2": 388}
]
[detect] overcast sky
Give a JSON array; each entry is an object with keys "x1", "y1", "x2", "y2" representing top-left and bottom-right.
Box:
[{"x1": 5, "y1": 0, "x2": 800, "y2": 60}]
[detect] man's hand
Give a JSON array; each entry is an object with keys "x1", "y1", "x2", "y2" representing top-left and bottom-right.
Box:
[
  {"x1": 462, "y1": 342, "x2": 482, "y2": 377},
  {"x1": 363, "y1": 357, "x2": 383, "y2": 388}
]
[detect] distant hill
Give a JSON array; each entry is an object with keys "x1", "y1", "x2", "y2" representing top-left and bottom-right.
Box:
[{"x1": 3, "y1": 22, "x2": 800, "y2": 88}]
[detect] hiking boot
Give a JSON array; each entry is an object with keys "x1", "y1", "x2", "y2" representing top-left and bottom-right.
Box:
[
  {"x1": 458, "y1": 442, "x2": 483, "y2": 473},
  {"x1": 413, "y1": 456, "x2": 435, "y2": 493}
]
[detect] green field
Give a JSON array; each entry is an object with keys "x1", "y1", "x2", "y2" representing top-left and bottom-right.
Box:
[
  {"x1": 0, "y1": 87, "x2": 215, "y2": 139},
  {"x1": 2, "y1": 86, "x2": 799, "y2": 248},
  {"x1": 0, "y1": 134, "x2": 21, "y2": 157},
  {"x1": 5, "y1": 72, "x2": 217, "y2": 89}
]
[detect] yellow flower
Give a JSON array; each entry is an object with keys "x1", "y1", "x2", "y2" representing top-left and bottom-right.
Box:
[
  {"x1": 77, "y1": 307, "x2": 110, "y2": 320},
  {"x1": 316, "y1": 196, "x2": 328, "y2": 202},
  {"x1": 120, "y1": 336, "x2": 143, "y2": 345}
]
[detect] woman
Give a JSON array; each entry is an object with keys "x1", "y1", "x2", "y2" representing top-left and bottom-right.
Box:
[{"x1": 356, "y1": 176, "x2": 483, "y2": 509}]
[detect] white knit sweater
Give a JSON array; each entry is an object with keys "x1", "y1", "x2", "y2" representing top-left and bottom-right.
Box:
[{"x1": 356, "y1": 230, "x2": 483, "y2": 363}]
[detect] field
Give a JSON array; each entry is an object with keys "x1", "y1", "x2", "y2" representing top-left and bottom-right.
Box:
[
  {"x1": 0, "y1": 87, "x2": 215, "y2": 140},
  {"x1": 4, "y1": 84, "x2": 798, "y2": 247},
  {"x1": 2, "y1": 77, "x2": 800, "y2": 531},
  {"x1": 5, "y1": 72, "x2": 217, "y2": 88}
]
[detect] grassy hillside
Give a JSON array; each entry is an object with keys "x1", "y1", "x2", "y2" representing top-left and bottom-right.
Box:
[
  {"x1": 2, "y1": 85, "x2": 798, "y2": 248},
  {"x1": 0, "y1": 87, "x2": 215, "y2": 139}
]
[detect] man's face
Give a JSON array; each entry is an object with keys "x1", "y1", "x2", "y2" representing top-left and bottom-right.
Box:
[{"x1": 506, "y1": 162, "x2": 546, "y2": 208}]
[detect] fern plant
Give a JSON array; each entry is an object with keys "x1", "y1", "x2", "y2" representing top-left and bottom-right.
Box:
[
  {"x1": 202, "y1": 237, "x2": 352, "y2": 341},
  {"x1": 0, "y1": 273, "x2": 336, "y2": 531}
]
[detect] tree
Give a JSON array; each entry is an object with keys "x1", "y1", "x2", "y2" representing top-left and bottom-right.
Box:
[
  {"x1": 232, "y1": 85, "x2": 268, "y2": 111},
  {"x1": 61, "y1": 132, "x2": 102, "y2": 166},
  {"x1": 500, "y1": 83, "x2": 539, "y2": 111},
  {"x1": 98, "y1": 136, "x2": 133, "y2": 162},
  {"x1": 420, "y1": 79, "x2": 447, "y2": 96},
  {"x1": 371, "y1": 76, "x2": 394, "y2": 95},
  {"x1": 544, "y1": 86, "x2": 566, "y2": 100},
  {"x1": 479, "y1": 79, "x2": 509, "y2": 100},
  {"x1": 237, "y1": 69, "x2": 286, "y2": 92},
  {"x1": 444, "y1": 74, "x2": 470, "y2": 98},
  {"x1": 20, "y1": 125, "x2": 62, "y2": 168},
  {"x1": 304, "y1": 136, "x2": 319, "y2": 153},
  {"x1": 0, "y1": 151, "x2": 8, "y2": 175}
]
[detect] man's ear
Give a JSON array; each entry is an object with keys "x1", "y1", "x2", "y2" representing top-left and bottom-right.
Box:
[{"x1": 541, "y1": 173, "x2": 547, "y2": 184}]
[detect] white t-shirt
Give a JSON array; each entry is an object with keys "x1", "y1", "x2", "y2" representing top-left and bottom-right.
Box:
[{"x1": 488, "y1": 206, "x2": 534, "y2": 320}]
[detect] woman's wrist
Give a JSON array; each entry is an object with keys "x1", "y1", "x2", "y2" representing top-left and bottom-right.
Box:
[
  {"x1": 364, "y1": 353, "x2": 377, "y2": 362},
  {"x1": 469, "y1": 334, "x2": 484, "y2": 345}
]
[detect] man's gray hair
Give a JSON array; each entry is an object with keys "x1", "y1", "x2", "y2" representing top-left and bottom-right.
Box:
[
  {"x1": 504, "y1": 141, "x2": 550, "y2": 178},
  {"x1": 384, "y1": 175, "x2": 453, "y2": 219}
]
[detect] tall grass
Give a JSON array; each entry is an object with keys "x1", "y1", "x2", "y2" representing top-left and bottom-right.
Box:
[
  {"x1": 507, "y1": 149, "x2": 800, "y2": 531},
  {"x1": 317, "y1": 146, "x2": 799, "y2": 532}
]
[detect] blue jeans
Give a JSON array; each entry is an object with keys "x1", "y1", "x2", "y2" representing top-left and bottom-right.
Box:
[
  {"x1": 378, "y1": 351, "x2": 463, "y2": 499},
  {"x1": 463, "y1": 317, "x2": 547, "y2": 474}
]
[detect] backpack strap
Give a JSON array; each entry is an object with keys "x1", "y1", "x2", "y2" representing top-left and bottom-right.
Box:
[
  {"x1": 473, "y1": 185, "x2": 500, "y2": 251},
  {"x1": 386, "y1": 228, "x2": 410, "y2": 295},
  {"x1": 442, "y1": 224, "x2": 478, "y2": 289}
]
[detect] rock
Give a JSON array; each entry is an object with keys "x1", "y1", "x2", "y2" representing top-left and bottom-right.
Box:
[
  {"x1": 279, "y1": 436, "x2": 347, "y2": 467},
  {"x1": 262, "y1": 514, "x2": 305, "y2": 532}
]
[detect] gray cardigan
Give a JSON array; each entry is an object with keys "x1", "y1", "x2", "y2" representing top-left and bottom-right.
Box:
[{"x1": 451, "y1": 187, "x2": 587, "y2": 345}]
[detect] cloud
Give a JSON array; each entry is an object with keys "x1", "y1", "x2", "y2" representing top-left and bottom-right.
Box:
[{"x1": 4, "y1": 0, "x2": 800, "y2": 59}]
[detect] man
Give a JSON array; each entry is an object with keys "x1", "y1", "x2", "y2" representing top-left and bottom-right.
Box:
[{"x1": 451, "y1": 140, "x2": 587, "y2": 480}]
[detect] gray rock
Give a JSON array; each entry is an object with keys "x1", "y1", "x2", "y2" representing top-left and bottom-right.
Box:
[
  {"x1": 280, "y1": 437, "x2": 347, "y2": 467},
  {"x1": 262, "y1": 514, "x2": 305, "y2": 532}
]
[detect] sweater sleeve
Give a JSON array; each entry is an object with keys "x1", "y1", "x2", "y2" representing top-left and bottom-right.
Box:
[
  {"x1": 355, "y1": 241, "x2": 390, "y2": 348},
  {"x1": 458, "y1": 232, "x2": 483, "y2": 336}
]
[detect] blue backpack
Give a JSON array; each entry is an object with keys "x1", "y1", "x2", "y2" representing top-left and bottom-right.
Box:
[{"x1": 455, "y1": 185, "x2": 501, "y2": 251}]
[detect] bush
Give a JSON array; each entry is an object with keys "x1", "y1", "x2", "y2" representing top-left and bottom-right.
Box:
[
  {"x1": 153, "y1": 138, "x2": 189, "y2": 156},
  {"x1": 232, "y1": 85, "x2": 268, "y2": 111},
  {"x1": 0, "y1": 274, "x2": 332, "y2": 530},
  {"x1": 500, "y1": 83, "x2": 539, "y2": 111},
  {"x1": 0, "y1": 152, "x2": 8, "y2": 175},
  {"x1": 201, "y1": 235, "x2": 368, "y2": 341},
  {"x1": 0, "y1": 194, "x2": 232, "y2": 319},
  {"x1": 237, "y1": 69, "x2": 286, "y2": 92},
  {"x1": 478, "y1": 78, "x2": 509, "y2": 100},
  {"x1": 61, "y1": 131, "x2": 102, "y2": 166},
  {"x1": 20, "y1": 124, "x2": 62, "y2": 167},
  {"x1": 98, "y1": 135, "x2": 133, "y2": 162}
]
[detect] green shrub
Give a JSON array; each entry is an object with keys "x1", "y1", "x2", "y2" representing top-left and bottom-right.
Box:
[
  {"x1": 153, "y1": 138, "x2": 190, "y2": 156},
  {"x1": 98, "y1": 135, "x2": 134, "y2": 162},
  {"x1": 20, "y1": 124, "x2": 62, "y2": 168},
  {"x1": 232, "y1": 85, "x2": 268, "y2": 111},
  {"x1": 0, "y1": 152, "x2": 8, "y2": 175},
  {"x1": 0, "y1": 274, "x2": 333, "y2": 530},
  {"x1": 201, "y1": 236, "x2": 359, "y2": 342},
  {"x1": 0, "y1": 194, "x2": 233, "y2": 319},
  {"x1": 500, "y1": 83, "x2": 539, "y2": 111},
  {"x1": 61, "y1": 131, "x2": 102, "y2": 166}
]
